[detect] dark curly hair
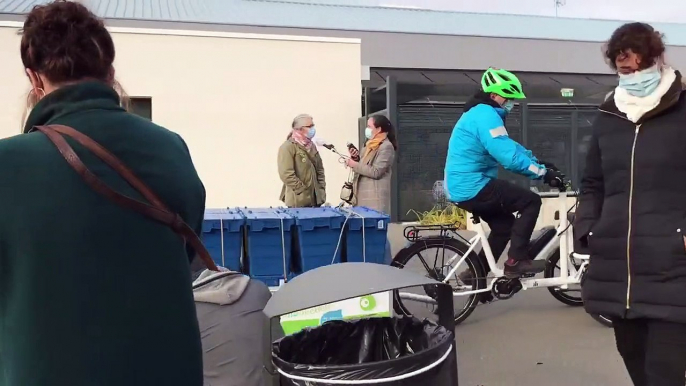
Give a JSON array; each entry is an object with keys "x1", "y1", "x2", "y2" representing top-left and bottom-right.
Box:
[
  {"x1": 604, "y1": 22, "x2": 665, "y2": 71},
  {"x1": 20, "y1": 0, "x2": 115, "y2": 84}
]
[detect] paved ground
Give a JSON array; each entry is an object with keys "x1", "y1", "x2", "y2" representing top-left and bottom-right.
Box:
[{"x1": 387, "y1": 224, "x2": 632, "y2": 386}]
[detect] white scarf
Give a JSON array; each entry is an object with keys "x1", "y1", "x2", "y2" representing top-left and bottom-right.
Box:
[{"x1": 614, "y1": 66, "x2": 677, "y2": 123}]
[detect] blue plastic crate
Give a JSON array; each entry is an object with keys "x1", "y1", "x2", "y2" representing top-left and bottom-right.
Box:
[
  {"x1": 283, "y1": 207, "x2": 346, "y2": 273},
  {"x1": 339, "y1": 207, "x2": 390, "y2": 264},
  {"x1": 240, "y1": 208, "x2": 295, "y2": 278},
  {"x1": 252, "y1": 273, "x2": 297, "y2": 288},
  {"x1": 201, "y1": 209, "x2": 245, "y2": 271}
]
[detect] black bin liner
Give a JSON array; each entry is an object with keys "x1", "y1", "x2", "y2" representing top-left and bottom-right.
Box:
[{"x1": 273, "y1": 316, "x2": 456, "y2": 385}]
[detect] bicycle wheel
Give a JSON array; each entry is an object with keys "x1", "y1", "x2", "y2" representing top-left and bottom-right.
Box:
[
  {"x1": 544, "y1": 251, "x2": 584, "y2": 306},
  {"x1": 391, "y1": 237, "x2": 486, "y2": 325}
]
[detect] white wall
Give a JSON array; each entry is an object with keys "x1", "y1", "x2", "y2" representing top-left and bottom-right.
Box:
[
  {"x1": 0, "y1": 23, "x2": 362, "y2": 208},
  {"x1": 0, "y1": 26, "x2": 28, "y2": 138}
]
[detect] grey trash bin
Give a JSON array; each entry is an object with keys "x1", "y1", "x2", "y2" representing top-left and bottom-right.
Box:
[{"x1": 262, "y1": 263, "x2": 459, "y2": 385}]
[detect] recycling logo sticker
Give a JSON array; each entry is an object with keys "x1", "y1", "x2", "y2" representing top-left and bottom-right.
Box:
[{"x1": 359, "y1": 295, "x2": 377, "y2": 311}]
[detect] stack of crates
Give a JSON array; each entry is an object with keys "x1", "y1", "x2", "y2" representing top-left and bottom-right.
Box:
[
  {"x1": 240, "y1": 208, "x2": 295, "y2": 287},
  {"x1": 283, "y1": 207, "x2": 346, "y2": 273},
  {"x1": 200, "y1": 206, "x2": 391, "y2": 286},
  {"x1": 338, "y1": 207, "x2": 390, "y2": 264},
  {"x1": 201, "y1": 209, "x2": 245, "y2": 271}
]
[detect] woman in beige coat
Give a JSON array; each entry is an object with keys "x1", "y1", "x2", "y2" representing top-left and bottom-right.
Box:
[{"x1": 346, "y1": 114, "x2": 397, "y2": 263}]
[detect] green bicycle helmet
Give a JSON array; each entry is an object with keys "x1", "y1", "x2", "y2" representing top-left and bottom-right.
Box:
[{"x1": 481, "y1": 68, "x2": 526, "y2": 99}]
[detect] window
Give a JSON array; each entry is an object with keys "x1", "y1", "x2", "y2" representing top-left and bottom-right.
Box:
[{"x1": 129, "y1": 97, "x2": 152, "y2": 120}]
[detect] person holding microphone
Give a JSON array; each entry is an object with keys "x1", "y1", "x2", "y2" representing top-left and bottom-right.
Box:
[{"x1": 346, "y1": 114, "x2": 397, "y2": 263}]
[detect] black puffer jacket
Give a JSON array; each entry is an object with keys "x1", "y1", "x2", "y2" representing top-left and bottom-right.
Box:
[{"x1": 576, "y1": 72, "x2": 686, "y2": 322}]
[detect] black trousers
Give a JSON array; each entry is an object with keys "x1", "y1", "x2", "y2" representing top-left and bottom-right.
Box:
[
  {"x1": 614, "y1": 318, "x2": 686, "y2": 386},
  {"x1": 456, "y1": 179, "x2": 541, "y2": 263}
]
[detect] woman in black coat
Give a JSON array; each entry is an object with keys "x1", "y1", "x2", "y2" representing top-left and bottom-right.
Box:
[{"x1": 576, "y1": 22, "x2": 686, "y2": 386}]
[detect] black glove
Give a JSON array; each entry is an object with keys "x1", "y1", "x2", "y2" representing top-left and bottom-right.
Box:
[
  {"x1": 539, "y1": 160, "x2": 559, "y2": 171},
  {"x1": 543, "y1": 168, "x2": 565, "y2": 188}
]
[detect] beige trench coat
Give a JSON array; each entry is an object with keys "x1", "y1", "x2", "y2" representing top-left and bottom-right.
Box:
[{"x1": 352, "y1": 139, "x2": 395, "y2": 215}]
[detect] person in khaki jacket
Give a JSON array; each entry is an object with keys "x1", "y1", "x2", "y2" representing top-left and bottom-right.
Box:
[{"x1": 278, "y1": 114, "x2": 326, "y2": 207}]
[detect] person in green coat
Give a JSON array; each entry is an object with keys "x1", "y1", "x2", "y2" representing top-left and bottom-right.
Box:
[
  {"x1": 278, "y1": 114, "x2": 327, "y2": 207},
  {"x1": 0, "y1": 2, "x2": 206, "y2": 385}
]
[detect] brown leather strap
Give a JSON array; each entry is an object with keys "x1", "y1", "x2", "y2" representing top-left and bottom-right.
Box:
[{"x1": 35, "y1": 124, "x2": 218, "y2": 272}]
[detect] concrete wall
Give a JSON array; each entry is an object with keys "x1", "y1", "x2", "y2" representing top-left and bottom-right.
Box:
[{"x1": 0, "y1": 23, "x2": 361, "y2": 208}]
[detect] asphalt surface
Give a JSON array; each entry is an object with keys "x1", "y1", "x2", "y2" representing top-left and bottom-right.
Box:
[{"x1": 387, "y1": 224, "x2": 633, "y2": 386}]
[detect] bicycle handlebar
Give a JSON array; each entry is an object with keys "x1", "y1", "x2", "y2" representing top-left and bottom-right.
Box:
[{"x1": 549, "y1": 176, "x2": 567, "y2": 192}]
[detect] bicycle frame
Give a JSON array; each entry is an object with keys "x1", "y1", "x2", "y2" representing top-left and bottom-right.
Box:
[{"x1": 400, "y1": 189, "x2": 591, "y2": 303}]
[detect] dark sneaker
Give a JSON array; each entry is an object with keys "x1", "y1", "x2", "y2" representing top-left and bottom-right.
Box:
[{"x1": 504, "y1": 259, "x2": 546, "y2": 277}]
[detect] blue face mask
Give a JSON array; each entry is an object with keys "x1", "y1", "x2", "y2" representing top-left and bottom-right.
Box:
[
  {"x1": 618, "y1": 66, "x2": 662, "y2": 97},
  {"x1": 364, "y1": 127, "x2": 373, "y2": 139},
  {"x1": 502, "y1": 100, "x2": 515, "y2": 113},
  {"x1": 306, "y1": 126, "x2": 316, "y2": 139}
]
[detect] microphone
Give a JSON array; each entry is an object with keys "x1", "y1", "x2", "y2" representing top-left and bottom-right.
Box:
[
  {"x1": 313, "y1": 137, "x2": 334, "y2": 150},
  {"x1": 312, "y1": 137, "x2": 350, "y2": 160}
]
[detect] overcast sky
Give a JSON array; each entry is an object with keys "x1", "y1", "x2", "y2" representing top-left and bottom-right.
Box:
[{"x1": 366, "y1": 0, "x2": 686, "y2": 23}]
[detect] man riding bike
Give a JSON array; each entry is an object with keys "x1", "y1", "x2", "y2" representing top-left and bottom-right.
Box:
[{"x1": 444, "y1": 68, "x2": 564, "y2": 278}]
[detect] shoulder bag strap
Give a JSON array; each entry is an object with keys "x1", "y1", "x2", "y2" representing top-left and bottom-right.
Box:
[{"x1": 35, "y1": 124, "x2": 218, "y2": 272}]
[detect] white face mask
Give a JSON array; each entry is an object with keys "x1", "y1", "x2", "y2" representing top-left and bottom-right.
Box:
[
  {"x1": 306, "y1": 125, "x2": 316, "y2": 139},
  {"x1": 618, "y1": 65, "x2": 662, "y2": 97},
  {"x1": 365, "y1": 127, "x2": 373, "y2": 139}
]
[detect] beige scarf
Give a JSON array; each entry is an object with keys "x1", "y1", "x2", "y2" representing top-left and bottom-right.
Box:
[{"x1": 362, "y1": 132, "x2": 387, "y2": 161}]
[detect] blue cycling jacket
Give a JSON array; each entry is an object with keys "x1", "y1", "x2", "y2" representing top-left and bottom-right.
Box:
[{"x1": 444, "y1": 103, "x2": 546, "y2": 203}]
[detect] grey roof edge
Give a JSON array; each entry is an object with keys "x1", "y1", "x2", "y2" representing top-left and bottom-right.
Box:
[
  {"x1": 0, "y1": 13, "x2": 26, "y2": 22},
  {"x1": 3, "y1": 16, "x2": 641, "y2": 49}
]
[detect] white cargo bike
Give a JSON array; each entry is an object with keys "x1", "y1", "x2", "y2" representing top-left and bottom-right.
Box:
[{"x1": 392, "y1": 180, "x2": 612, "y2": 327}]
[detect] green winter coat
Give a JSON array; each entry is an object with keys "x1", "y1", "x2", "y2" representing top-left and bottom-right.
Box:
[
  {"x1": 0, "y1": 81, "x2": 205, "y2": 386},
  {"x1": 278, "y1": 139, "x2": 326, "y2": 207}
]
